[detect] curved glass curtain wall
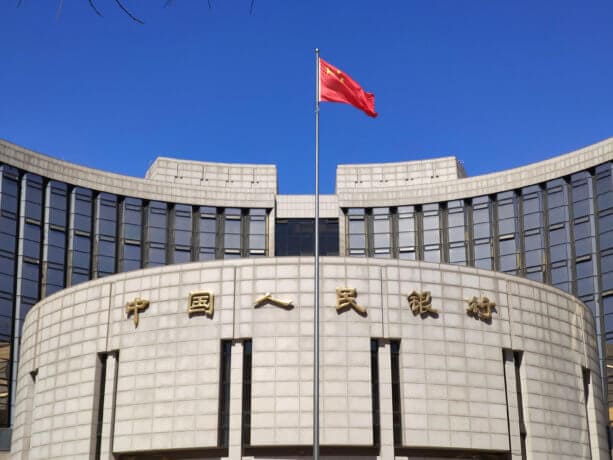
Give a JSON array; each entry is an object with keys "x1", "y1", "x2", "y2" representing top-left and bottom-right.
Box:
[
  {"x1": 345, "y1": 162, "x2": 613, "y2": 410},
  {"x1": 0, "y1": 163, "x2": 269, "y2": 428}
]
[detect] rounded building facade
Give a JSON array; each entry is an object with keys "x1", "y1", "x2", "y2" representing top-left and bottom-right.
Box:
[
  {"x1": 0, "y1": 137, "x2": 612, "y2": 458},
  {"x1": 9, "y1": 258, "x2": 609, "y2": 459}
]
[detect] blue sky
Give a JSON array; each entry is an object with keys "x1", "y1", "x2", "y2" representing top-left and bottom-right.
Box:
[{"x1": 1, "y1": 1, "x2": 612, "y2": 194}]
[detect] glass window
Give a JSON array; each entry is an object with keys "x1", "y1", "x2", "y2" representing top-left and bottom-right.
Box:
[
  {"x1": 496, "y1": 192, "x2": 518, "y2": 274},
  {"x1": 422, "y1": 204, "x2": 441, "y2": 262},
  {"x1": 146, "y1": 201, "x2": 167, "y2": 267},
  {"x1": 197, "y1": 206, "x2": 217, "y2": 261},
  {"x1": 68, "y1": 188, "x2": 93, "y2": 285},
  {"x1": 173, "y1": 204, "x2": 192, "y2": 248},
  {"x1": 223, "y1": 208, "x2": 242, "y2": 258},
  {"x1": 248, "y1": 209, "x2": 267, "y2": 256},
  {"x1": 472, "y1": 196, "x2": 492, "y2": 269},
  {"x1": 347, "y1": 208, "x2": 366, "y2": 256},
  {"x1": 446, "y1": 200, "x2": 466, "y2": 265},
  {"x1": 95, "y1": 193, "x2": 117, "y2": 278},
  {"x1": 372, "y1": 207, "x2": 391, "y2": 258},
  {"x1": 122, "y1": 196, "x2": 140, "y2": 234},
  {"x1": 120, "y1": 198, "x2": 143, "y2": 271}
]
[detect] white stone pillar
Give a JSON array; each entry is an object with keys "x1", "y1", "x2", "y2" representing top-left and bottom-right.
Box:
[
  {"x1": 224, "y1": 341, "x2": 244, "y2": 460},
  {"x1": 378, "y1": 341, "x2": 394, "y2": 460},
  {"x1": 99, "y1": 352, "x2": 118, "y2": 460}
]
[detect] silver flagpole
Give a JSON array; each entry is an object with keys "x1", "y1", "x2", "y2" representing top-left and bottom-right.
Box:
[{"x1": 313, "y1": 47, "x2": 320, "y2": 460}]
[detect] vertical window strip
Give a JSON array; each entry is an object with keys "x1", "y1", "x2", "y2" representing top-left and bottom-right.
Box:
[
  {"x1": 582, "y1": 367, "x2": 593, "y2": 458},
  {"x1": 513, "y1": 351, "x2": 527, "y2": 460},
  {"x1": 247, "y1": 209, "x2": 267, "y2": 257},
  {"x1": 496, "y1": 191, "x2": 519, "y2": 275},
  {"x1": 347, "y1": 208, "x2": 367, "y2": 257},
  {"x1": 370, "y1": 339, "x2": 381, "y2": 448},
  {"x1": 241, "y1": 339, "x2": 252, "y2": 450},
  {"x1": 93, "y1": 350, "x2": 118, "y2": 460},
  {"x1": 93, "y1": 352, "x2": 108, "y2": 460},
  {"x1": 372, "y1": 207, "x2": 392, "y2": 258},
  {"x1": 546, "y1": 179, "x2": 572, "y2": 293},
  {"x1": 218, "y1": 340, "x2": 232, "y2": 448},
  {"x1": 171, "y1": 204, "x2": 193, "y2": 264},
  {"x1": 197, "y1": 206, "x2": 217, "y2": 261},
  {"x1": 94, "y1": 193, "x2": 118, "y2": 279},
  {"x1": 521, "y1": 186, "x2": 545, "y2": 282},
  {"x1": 120, "y1": 197, "x2": 143, "y2": 272},
  {"x1": 397, "y1": 206, "x2": 416, "y2": 260},
  {"x1": 144, "y1": 201, "x2": 168, "y2": 267},
  {"x1": 223, "y1": 208, "x2": 242, "y2": 259},
  {"x1": 471, "y1": 196, "x2": 493, "y2": 270},
  {"x1": 390, "y1": 340, "x2": 402, "y2": 448},
  {"x1": 42, "y1": 181, "x2": 68, "y2": 297},
  {"x1": 446, "y1": 200, "x2": 467, "y2": 266},
  {"x1": 69, "y1": 187, "x2": 93, "y2": 286}
]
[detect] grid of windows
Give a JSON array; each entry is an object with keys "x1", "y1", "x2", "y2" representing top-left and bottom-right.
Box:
[
  {"x1": 343, "y1": 166, "x2": 612, "y2": 325},
  {"x1": 0, "y1": 162, "x2": 272, "y2": 432}
]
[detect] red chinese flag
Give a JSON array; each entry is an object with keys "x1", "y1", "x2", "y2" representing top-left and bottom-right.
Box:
[{"x1": 319, "y1": 58, "x2": 377, "y2": 118}]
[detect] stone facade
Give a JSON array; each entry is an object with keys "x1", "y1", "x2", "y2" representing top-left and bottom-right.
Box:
[{"x1": 9, "y1": 258, "x2": 609, "y2": 459}]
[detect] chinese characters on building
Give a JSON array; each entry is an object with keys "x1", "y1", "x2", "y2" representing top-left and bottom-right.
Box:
[
  {"x1": 254, "y1": 292, "x2": 294, "y2": 309},
  {"x1": 407, "y1": 291, "x2": 438, "y2": 317},
  {"x1": 188, "y1": 291, "x2": 215, "y2": 317},
  {"x1": 125, "y1": 297, "x2": 149, "y2": 328},
  {"x1": 336, "y1": 288, "x2": 367, "y2": 314},
  {"x1": 466, "y1": 296, "x2": 496, "y2": 321},
  {"x1": 124, "y1": 288, "x2": 497, "y2": 325}
]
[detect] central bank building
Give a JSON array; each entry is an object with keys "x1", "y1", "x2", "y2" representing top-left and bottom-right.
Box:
[{"x1": 0, "y1": 138, "x2": 612, "y2": 459}]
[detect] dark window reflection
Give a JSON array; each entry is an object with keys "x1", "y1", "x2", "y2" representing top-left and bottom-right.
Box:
[
  {"x1": 571, "y1": 172, "x2": 597, "y2": 303},
  {"x1": 248, "y1": 209, "x2": 267, "y2": 257},
  {"x1": 95, "y1": 193, "x2": 117, "y2": 278},
  {"x1": 146, "y1": 201, "x2": 167, "y2": 267},
  {"x1": 223, "y1": 208, "x2": 242, "y2": 258},
  {"x1": 496, "y1": 191, "x2": 518, "y2": 274},
  {"x1": 472, "y1": 196, "x2": 492, "y2": 270},
  {"x1": 197, "y1": 206, "x2": 217, "y2": 261},
  {"x1": 121, "y1": 198, "x2": 142, "y2": 271},
  {"x1": 275, "y1": 218, "x2": 338, "y2": 256}
]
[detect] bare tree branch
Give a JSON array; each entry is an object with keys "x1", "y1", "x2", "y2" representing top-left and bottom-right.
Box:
[
  {"x1": 113, "y1": 0, "x2": 144, "y2": 24},
  {"x1": 88, "y1": 0, "x2": 103, "y2": 16}
]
